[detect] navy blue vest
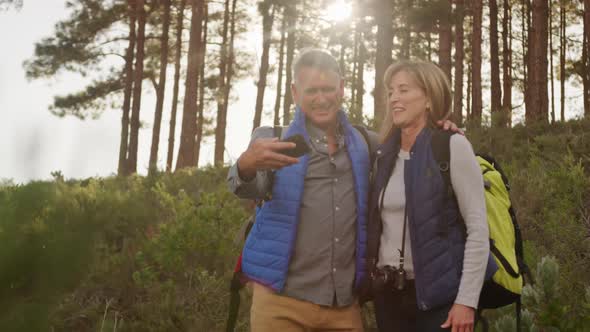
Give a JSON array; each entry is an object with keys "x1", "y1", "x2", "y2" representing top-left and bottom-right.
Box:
[
  {"x1": 368, "y1": 128, "x2": 467, "y2": 310},
  {"x1": 242, "y1": 107, "x2": 370, "y2": 292}
]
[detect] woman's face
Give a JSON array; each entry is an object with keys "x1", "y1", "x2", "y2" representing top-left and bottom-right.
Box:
[{"x1": 387, "y1": 70, "x2": 430, "y2": 130}]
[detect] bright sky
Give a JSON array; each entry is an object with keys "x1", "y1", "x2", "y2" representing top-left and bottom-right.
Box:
[{"x1": 0, "y1": 0, "x2": 268, "y2": 183}]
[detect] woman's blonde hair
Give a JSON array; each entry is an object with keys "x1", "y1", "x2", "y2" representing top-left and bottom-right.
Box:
[{"x1": 378, "y1": 61, "x2": 452, "y2": 142}]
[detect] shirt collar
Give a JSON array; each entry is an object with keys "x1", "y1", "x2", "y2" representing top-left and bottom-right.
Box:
[{"x1": 305, "y1": 120, "x2": 345, "y2": 152}]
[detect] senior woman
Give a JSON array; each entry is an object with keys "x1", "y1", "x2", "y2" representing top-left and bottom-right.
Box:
[{"x1": 366, "y1": 61, "x2": 491, "y2": 332}]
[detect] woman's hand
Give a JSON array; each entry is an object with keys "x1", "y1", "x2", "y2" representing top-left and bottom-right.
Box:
[{"x1": 440, "y1": 303, "x2": 475, "y2": 332}]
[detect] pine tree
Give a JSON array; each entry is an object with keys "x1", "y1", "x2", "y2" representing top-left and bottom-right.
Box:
[
  {"x1": 400, "y1": 0, "x2": 413, "y2": 59},
  {"x1": 583, "y1": 0, "x2": 590, "y2": 117},
  {"x1": 501, "y1": 0, "x2": 512, "y2": 127},
  {"x1": 489, "y1": 0, "x2": 502, "y2": 125},
  {"x1": 119, "y1": 0, "x2": 136, "y2": 176},
  {"x1": 282, "y1": 1, "x2": 296, "y2": 125},
  {"x1": 453, "y1": 0, "x2": 464, "y2": 125},
  {"x1": 373, "y1": 0, "x2": 394, "y2": 127},
  {"x1": 470, "y1": 0, "x2": 483, "y2": 126},
  {"x1": 148, "y1": 0, "x2": 172, "y2": 175},
  {"x1": 559, "y1": 1, "x2": 565, "y2": 121},
  {"x1": 273, "y1": 8, "x2": 286, "y2": 126},
  {"x1": 549, "y1": 3, "x2": 555, "y2": 123},
  {"x1": 216, "y1": 0, "x2": 238, "y2": 165},
  {"x1": 437, "y1": 0, "x2": 452, "y2": 82},
  {"x1": 525, "y1": 0, "x2": 548, "y2": 124},
  {"x1": 127, "y1": 0, "x2": 147, "y2": 174},
  {"x1": 195, "y1": 2, "x2": 208, "y2": 167},
  {"x1": 176, "y1": 0, "x2": 204, "y2": 170},
  {"x1": 165, "y1": 0, "x2": 187, "y2": 173},
  {"x1": 252, "y1": 0, "x2": 275, "y2": 131}
]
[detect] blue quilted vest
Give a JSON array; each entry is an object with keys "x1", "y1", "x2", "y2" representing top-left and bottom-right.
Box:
[
  {"x1": 242, "y1": 107, "x2": 370, "y2": 292},
  {"x1": 368, "y1": 128, "x2": 489, "y2": 310}
]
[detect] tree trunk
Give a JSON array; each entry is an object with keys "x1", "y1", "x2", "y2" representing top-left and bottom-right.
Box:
[
  {"x1": 470, "y1": 0, "x2": 482, "y2": 127},
  {"x1": 216, "y1": 0, "x2": 238, "y2": 165},
  {"x1": 355, "y1": 24, "x2": 366, "y2": 123},
  {"x1": 560, "y1": 2, "x2": 566, "y2": 121},
  {"x1": 176, "y1": 0, "x2": 203, "y2": 170},
  {"x1": 522, "y1": 0, "x2": 530, "y2": 97},
  {"x1": 165, "y1": 0, "x2": 186, "y2": 172},
  {"x1": 127, "y1": 0, "x2": 146, "y2": 174},
  {"x1": 438, "y1": 0, "x2": 452, "y2": 82},
  {"x1": 467, "y1": 60, "x2": 472, "y2": 119},
  {"x1": 339, "y1": 33, "x2": 346, "y2": 76},
  {"x1": 525, "y1": 0, "x2": 548, "y2": 124},
  {"x1": 453, "y1": 0, "x2": 464, "y2": 125},
  {"x1": 400, "y1": 0, "x2": 413, "y2": 59},
  {"x1": 148, "y1": 0, "x2": 171, "y2": 175},
  {"x1": 195, "y1": 3, "x2": 208, "y2": 167},
  {"x1": 282, "y1": 2, "x2": 296, "y2": 125},
  {"x1": 502, "y1": 0, "x2": 512, "y2": 127},
  {"x1": 351, "y1": 25, "x2": 359, "y2": 114},
  {"x1": 549, "y1": 3, "x2": 555, "y2": 123},
  {"x1": 118, "y1": 0, "x2": 136, "y2": 176},
  {"x1": 213, "y1": 0, "x2": 231, "y2": 166},
  {"x1": 489, "y1": 0, "x2": 502, "y2": 126},
  {"x1": 253, "y1": 1, "x2": 274, "y2": 131},
  {"x1": 373, "y1": 0, "x2": 394, "y2": 128},
  {"x1": 584, "y1": 0, "x2": 590, "y2": 117},
  {"x1": 274, "y1": 9, "x2": 286, "y2": 126},
  {"x1": 427, "y1": 32, "x2": 432, "y2": 61}
]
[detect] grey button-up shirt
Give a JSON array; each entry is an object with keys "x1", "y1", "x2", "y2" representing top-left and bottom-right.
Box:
[{"x1": 227, "y1": 122, "x2": 358, "y2": 307}]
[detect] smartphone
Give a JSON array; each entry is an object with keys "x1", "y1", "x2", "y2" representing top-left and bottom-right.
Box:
[{"x1": 280, "y1": 134, "x2": 310, "y2": 158}]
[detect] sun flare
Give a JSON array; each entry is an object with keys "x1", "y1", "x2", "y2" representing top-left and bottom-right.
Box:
[{"x1": 322, "y1": 0, "x2": 352, "y2": 23}]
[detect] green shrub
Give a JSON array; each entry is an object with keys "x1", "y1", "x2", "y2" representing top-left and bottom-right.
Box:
[{"x1": 1, "y1": 120, "x2": 590, "y2": 331}]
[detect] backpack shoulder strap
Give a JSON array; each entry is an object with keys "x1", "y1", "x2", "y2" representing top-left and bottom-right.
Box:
[
  {"x1": 431, "y1": 130, "x2": 454, "y2": 190},
  {"x1": 273, "y1": 125, "x2": 283, "y2": 139},
  {"x1": 353, "y1": 124, "x2": 370, "y2": 146},
  {"x1": 353, "y1": 124, "x2": 376, "y2": 166}
]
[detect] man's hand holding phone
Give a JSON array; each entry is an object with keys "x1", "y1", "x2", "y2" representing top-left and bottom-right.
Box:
[
  {"x1": 237, "y1": 135, "x2": 309, "y2": 180},
  {"x1": 278, "y1": 134, "x2": 310, "y2": 158}
]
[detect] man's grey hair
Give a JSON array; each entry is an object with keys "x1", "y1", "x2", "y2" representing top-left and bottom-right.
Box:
[{"x1": 292, "y1": 48, "x2": 341, "y2": 82}]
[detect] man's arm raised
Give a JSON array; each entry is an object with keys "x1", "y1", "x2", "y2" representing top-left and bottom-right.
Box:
[
  {"x1": 227, "y1": 127, "x2": 300, "y2": 200},
  {"x1": 237, "y1": 137, "x2": 300, "y2": 180}
]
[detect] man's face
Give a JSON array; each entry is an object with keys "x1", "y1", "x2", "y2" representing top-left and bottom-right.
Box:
[{"x1": 291, "y1": 66, "x2": 344, "y2": 130}]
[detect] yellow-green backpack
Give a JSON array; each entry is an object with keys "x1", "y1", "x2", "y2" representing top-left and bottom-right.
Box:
[{"x1": 432, "y1": 131, "x2": 533, "y2": 331}]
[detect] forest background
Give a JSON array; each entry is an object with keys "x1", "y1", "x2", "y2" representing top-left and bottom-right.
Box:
[{"x1": 0, "y1": 0, "x2": 589, "y2": 331}]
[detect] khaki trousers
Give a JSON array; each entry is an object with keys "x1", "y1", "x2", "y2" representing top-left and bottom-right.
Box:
[{"x1": 250, "y1": 283, "x2": 364, "y2": 332}]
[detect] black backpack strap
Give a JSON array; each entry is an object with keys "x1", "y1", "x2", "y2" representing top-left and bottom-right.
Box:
[
  {"x1": 353, "y1": 124, "x2": 378, "y2": 183},
  {"x1": 353, "y1": 124, "x2": 374, "y2": 160},
  {"x1": 431, "y1": 130, "x2": 454, "y2": 196},
  {"x1": 353, "y1": 124, "x2": 370, "y2": 147},
  {"x1": 476, "y1": 308, "x2": 489, "y2": 332},
  {"x1": 273, "y1": 125, "x2": 283, "y2": 139},
  {"x1": 226, "y1": 273, "x2": 242, "y2": 332},
  {"x1": 516, "y1": 298, "x2": 522, "y2": 332}
]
